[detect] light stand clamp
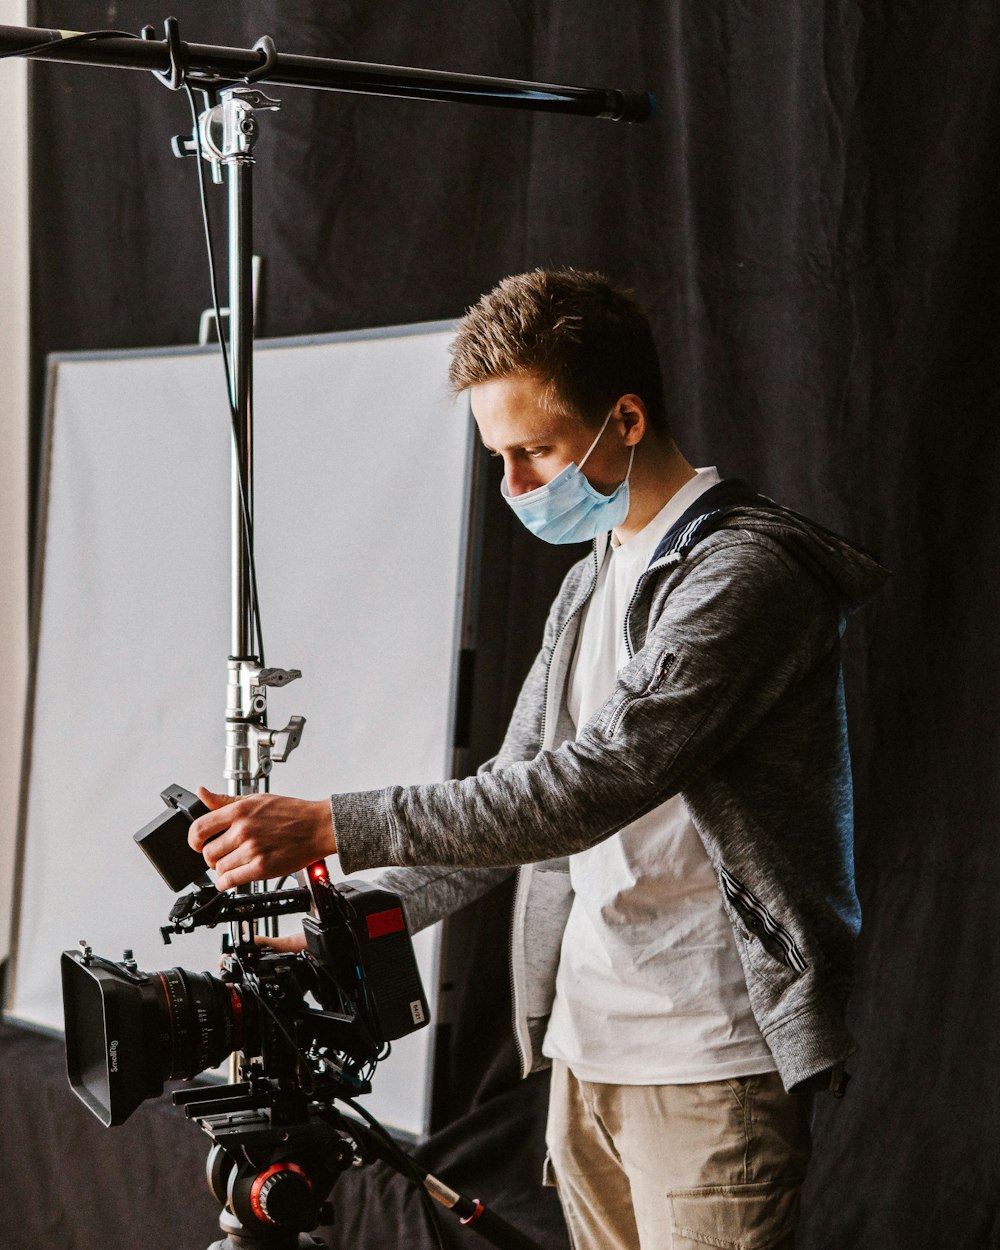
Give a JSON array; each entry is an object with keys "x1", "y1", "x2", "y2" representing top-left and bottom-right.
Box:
[
  {"x1": 226, "y1": 660, "x2": 306, "y2": 787},
  {"x1": 173, "y1": 86, "x2": 281, "y2": 184}
]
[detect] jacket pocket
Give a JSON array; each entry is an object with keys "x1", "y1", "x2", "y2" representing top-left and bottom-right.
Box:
[
  {"x1": 719, "y1": 867, "x2": 807, "y2": 974},
  {"x1": 605, "y1": 648, "x2": 677, "y2": 738}
]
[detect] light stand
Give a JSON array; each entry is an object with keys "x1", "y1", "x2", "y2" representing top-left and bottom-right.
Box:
[
  {"x1": 0, "y1": 19, "x2": 653, "y2": 121},
  {"x1": 3, "y1": 17, "x2": 653, "y2": 1247},
  {"x1": 172, "y1": 75, "x2": 305, "y2": 800},
  {"x1": 2, "y1": 9, "x2": 654, "y2": 795}
]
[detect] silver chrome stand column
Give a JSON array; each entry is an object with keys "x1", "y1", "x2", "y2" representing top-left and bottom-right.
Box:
[
  {"x1": 187, "y1": 85, "x2": 306, "y2": 802},
  {"x1": 214, "y1": 88, "x2": 300, "y2": 800},
  {"x1": 183, "y1": 85, "x2": 304, "y2": 1082}
]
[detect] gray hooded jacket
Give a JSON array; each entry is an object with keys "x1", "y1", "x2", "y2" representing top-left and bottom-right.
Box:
[{"x1": 332, "y1": 481, "x2": 887, "y2": 1091}]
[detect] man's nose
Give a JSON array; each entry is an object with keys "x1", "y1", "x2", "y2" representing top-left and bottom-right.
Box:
[{"x1": 504, "y1": 460, "x2": 545, "y2": 497}]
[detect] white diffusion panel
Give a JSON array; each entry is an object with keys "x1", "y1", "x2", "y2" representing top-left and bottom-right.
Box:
[{"x1": 9, "y1": 323, "x2": 469, "y2": 1139}]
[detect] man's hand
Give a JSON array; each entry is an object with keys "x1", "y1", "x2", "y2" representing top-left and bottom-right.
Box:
[
  {"x1": 189, "y1": 789, "x2": 337, "y2": 891},
  {"x1": 255, "y1": 933, "x2": 308, "y2": 955}
]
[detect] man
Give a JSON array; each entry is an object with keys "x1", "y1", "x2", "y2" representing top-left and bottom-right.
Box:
[{"x1": 190, "y1": 269, "x2": 886, "y2": 1249}]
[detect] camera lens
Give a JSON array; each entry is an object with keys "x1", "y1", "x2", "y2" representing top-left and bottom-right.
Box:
[
  {"x1": 154, "y1": 967, "x2": 249, "y2": 1079},
  {"x1": 62, "y1": 952, "x2": 257, "y2": 1126}
]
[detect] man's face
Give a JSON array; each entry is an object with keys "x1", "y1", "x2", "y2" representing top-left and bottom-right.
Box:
[{"x1": 470, "y1": 372, "x2": 629, "y2": 498}]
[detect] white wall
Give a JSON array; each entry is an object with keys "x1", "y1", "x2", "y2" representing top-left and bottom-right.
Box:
[{"x1": 0, "y1": 0, "x2": 30, "y2": 965}]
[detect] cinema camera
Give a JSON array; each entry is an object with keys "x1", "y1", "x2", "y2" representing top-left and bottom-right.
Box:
[
  {"x1": 60, "y1": 785, "x2": 539, "y2": 1250},
  {"x1": 62, "y1": 784, "x2": 428, "y2": 1125}
]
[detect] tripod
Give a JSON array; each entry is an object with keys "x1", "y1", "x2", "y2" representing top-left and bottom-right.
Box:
[{"x1": 176, "y1": 1083, "x2": 545, "y2": 1250}]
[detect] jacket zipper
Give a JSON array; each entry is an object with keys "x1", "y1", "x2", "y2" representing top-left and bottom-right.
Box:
[
  {"x1": 605, "y1": 649, "x2": 677, "y2": 738},
  {"x1": 621, "y1": 551, "x2": 683, "y2": 660},
  {"x1": 537, "y1": 541, "x2": 603, "y2": 750},
  {"x1": 507, "y1": 867, "x2": 528, "y2": 1074},
  {"x1": 512, "y1": 540, "x2": 603, "y2": 1074}
]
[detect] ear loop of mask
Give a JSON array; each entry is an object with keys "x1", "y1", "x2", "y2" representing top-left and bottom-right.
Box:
[
  {"x1": 577, "y1": 409, "x2": 616, "y2": 470},
  {"x1": 621, "y1": 443, "x2": 636, "y2": 483},
  {"x1": 579, "y1": 408, "x2": 636, "y2": 488}
]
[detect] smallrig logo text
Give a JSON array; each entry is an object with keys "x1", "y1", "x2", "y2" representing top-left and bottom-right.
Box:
[{"x1": 108, "y1": 1040, "x2": 119, "y2": 1073}]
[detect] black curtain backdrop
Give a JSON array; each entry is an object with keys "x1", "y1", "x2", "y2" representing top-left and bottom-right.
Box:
[{"x1": 14, "y1": 2, "x2": 1000, "y2": 1247}]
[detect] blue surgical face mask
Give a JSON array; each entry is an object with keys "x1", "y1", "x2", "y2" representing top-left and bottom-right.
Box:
[{"x1": 501, "y1": 408, "x2": 635, "y2": 544}]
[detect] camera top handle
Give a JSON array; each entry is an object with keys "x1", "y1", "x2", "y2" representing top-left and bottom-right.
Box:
[{"x1": 161, "y1": 883, "x2": 312, "y2": 944}]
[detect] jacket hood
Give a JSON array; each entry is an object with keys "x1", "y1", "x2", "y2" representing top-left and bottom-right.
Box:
[{"x1": 649, "y1": 478, "x2": 889, "y2": 614}]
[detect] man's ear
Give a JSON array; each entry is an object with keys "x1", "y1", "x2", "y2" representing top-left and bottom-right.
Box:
[{"x1": 617, "y1": 394, "x2": 648, "y2": 445}]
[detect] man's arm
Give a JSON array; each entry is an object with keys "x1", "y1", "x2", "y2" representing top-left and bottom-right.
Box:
[
  {"x1": 188, "y1": 553, "x2": 584, "y2": 888},
  {"x1": 190, "y1": 536, "x2": 831, "y2": 886},
  {"x1": 333, "y1": 536, "x2": 834, "y2": 873},
  {"x1": 187, "y1": 641, "x2": 550, "y2": 889}
]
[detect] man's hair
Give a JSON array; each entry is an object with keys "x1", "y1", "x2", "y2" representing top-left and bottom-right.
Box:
[{"x1": 448, "y1": 269, "x2": 668, "y2": 434}]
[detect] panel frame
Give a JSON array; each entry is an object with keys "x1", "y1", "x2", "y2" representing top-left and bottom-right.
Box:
[{"x1": 5, "y1": 319, "x2": 481, "y2": 1141}]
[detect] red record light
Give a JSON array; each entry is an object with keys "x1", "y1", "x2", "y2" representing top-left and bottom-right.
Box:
[{"x1": 308, "y1": 861, "x2": 329, "y2": 882}]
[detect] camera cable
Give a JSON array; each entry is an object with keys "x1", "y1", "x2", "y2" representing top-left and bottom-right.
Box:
[
  {"x1": 327, "y1": 1100, "x2": 448, "y2": 1250},
  {"x1": 335, "y1": 1099, "x2": 546, "y2": 1250},
  {"x1": 0, "y1": 29, "x2": 138, "y2": 60}
]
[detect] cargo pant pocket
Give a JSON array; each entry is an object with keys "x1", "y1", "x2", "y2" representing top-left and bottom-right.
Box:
[{"x1": 669, "y1": 1180, "x2": 799, "y2": 1249}]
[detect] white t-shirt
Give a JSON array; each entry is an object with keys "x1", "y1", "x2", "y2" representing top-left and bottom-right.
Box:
[{"x1": 542, "y1": 468, "x2": 777, "y2": 1084}]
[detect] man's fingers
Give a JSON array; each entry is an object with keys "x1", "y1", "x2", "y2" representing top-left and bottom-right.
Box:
[
  {"x1": 199, "y1": 829, "x2": 241, "y2": 872},
  {"x1": 189, "y1": 788, "x2": 247, "y2": 854},
  {"x1": 189, "y1": 802, "x2": 243, "y2": 852},
  {"x1": 215, "y1": 858, "x2": 260, "y2": 892},
  {"x1": 197, "y1": 786, "x2": 238, "y2": 811},
  {"x1": 186, "y1": 791, "x2": 333, "y2": 888},
  {"x1": 255, "y1": 934, "x2": 307, "y2": 954}
]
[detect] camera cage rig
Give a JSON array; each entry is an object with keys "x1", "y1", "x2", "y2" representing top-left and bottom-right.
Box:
[
  {"x1": 67, "y1": 782, "x2": 429, "y2": 1109},
  {"x1": 62, "y1": 786, "x2": 543, "y2": 1250}
]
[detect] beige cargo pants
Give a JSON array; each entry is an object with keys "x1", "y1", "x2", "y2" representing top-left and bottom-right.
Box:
[{"x1": 545, "y1": 1062, "x2": 813, "y2": 1250}]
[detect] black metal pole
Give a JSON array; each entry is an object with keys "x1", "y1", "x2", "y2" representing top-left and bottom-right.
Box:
[
  {"x1": 0, "y1": 23, "x2": 653, "y2": 121},
  {"x1": 228, "y1": 157, "x2": 254, "y2": 667}
]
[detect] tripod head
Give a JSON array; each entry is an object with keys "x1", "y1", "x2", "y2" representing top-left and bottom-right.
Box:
[{"x1": 179, "y1": 1082, "x2": 356, "y2": 1249}]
